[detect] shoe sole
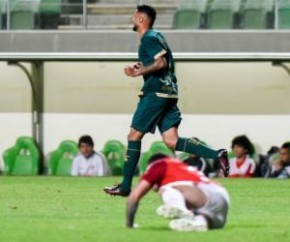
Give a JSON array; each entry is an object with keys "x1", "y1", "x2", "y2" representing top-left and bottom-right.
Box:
[
  {"x1": 219, "y1": 152, "x2": 230, "y2": 177},
  {"x1": 156, "y1": 205, "x2": 193, "y2": 219},
  {"x1": 103, "y1": 188, "x2": 130, "y2": 197},
  {"x1": 170, "y1": 218, "x2": 208, "y2": 232}
]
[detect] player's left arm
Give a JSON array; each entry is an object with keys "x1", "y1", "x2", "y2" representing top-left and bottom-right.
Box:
[{"x1": 126, "y1": 180, "x2": 152, "y2": 228}]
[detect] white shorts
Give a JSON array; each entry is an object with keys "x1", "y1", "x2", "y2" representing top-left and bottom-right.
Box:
[{"x1": 195, "y1": 183, "x2": 230, "y2": 229}]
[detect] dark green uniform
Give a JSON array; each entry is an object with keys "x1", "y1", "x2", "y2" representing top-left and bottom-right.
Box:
[{"x1": 131, "y1": 29, "x2": 182, "y2": 134}]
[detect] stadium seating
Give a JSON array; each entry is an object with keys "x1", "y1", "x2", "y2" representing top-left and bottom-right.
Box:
[
  {"x1": 39, "y1": 0, "x2": 61, "y2": 29},
  {"x1": 10, "y1": 0, "x2": 40, "y2": 29},
  {"x1": 208, "y1": 0, "x2": 242, "y2": 29},
  {"x1": 139, "y1": 141, "x2": 173, "y2": 174},
  {"x1": 3, "y1": 136, "x2": 40, "y2": 175},
  {"x1": 242, "y1": 0, "x2": 274, "y2": 29},
  {"x1": 173, "y1": 0, "x2": 208, "y2": 29},
  {"x1": 278, "y1": 0, "x2": 290, "y2": 29},
  {"x1": 0, "y1": 0, "x2": 5, "y2": 29},
  {"x1": 48, "y1": 140, "x2": 78, "y2": 176},
  {"x1": 102, "y1": 140, "x2": 125, "y2": 176}
]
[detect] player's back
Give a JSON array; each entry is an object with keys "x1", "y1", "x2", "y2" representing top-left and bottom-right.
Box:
[
  {"x1": 162, "y1": 158, "x2": 211, "y2": 186},
  {"x1": 142, "y1": 157, "x2": 212, "y2": 189}
]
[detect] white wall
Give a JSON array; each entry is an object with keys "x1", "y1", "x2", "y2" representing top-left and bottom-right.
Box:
[{"x1": 43, "y1": 113, "x2": 290, "y2": 154}]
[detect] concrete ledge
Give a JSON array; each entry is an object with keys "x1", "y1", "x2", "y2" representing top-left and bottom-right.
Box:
[{"x1": 0, "y1": 30, "x2": 290, "y2": 55}]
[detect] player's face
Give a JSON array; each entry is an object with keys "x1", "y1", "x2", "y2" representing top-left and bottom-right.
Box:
[
  {"x1": 279, "y1": 148, "x2": 290, "y2": 164},
  {"x1": 132, "y1": 11, "x2": 142, "y2": 32},
  {"x1": 233, "y1": 145, "x2": 248, "y2": 158},
  {"x1": 79, "y1": 143, "x2": 94, "y2": 158}
]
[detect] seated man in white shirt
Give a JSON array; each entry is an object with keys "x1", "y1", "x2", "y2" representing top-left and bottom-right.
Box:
[{"x1": 71, "y1": 135, "x2": 111, "y2": 176}]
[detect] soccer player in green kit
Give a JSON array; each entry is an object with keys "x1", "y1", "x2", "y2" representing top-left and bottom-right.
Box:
[{"x1": 104, "y1": 5, "x2": 229, "y2": 197}]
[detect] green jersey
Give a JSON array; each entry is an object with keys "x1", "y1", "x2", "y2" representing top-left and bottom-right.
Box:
[{"x1": 138, "y1": 29, "x2": 178, "y2": 98}]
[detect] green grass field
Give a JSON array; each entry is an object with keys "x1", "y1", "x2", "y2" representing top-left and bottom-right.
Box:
[{"x1": 0, "y1": 177, "x2": 289, "y2": 242}]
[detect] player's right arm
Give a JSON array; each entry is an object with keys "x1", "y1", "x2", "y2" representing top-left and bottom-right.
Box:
[
  {"x1": 126, "y1": 180, "x2": 151, "y2": 228},
  {"x1": 126, "y1": 161, "x2": 166, "y2": 228}
]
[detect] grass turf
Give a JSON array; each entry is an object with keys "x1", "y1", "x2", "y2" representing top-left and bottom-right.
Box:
[{"x1": 0, "y1": 177, "x2": 289, "y2": 242}]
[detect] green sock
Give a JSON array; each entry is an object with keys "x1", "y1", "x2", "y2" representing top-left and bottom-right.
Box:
[
  {"x1": 175, "y1": 137, "x2": 219, "y2": 159},
  {"x1": 121, "y1": 141, "x2": 141, "y2": 192}
]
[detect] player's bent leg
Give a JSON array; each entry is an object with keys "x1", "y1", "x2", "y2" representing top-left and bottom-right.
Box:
[
  {"x1": 156, "y1": 187, "x2": 193, "y2": 219},
  {"x1": 175, "y1": 137, "x2": 229, "y2": 177},
  {"x1": 169, "y1": 215, "x2": 208, "y2": 232},
  {"x1": 161, "y1": 129, "x2": 229, "y2": 177},
  {"x1": 161, "y1": 127, "x2": 179, "y2": 151},
  {"x1": 175, "y1": 137, "x2": 219, "y2": 159},
  {"x1": 156, "y1": 205, "x2": 193, "y2": 219}
]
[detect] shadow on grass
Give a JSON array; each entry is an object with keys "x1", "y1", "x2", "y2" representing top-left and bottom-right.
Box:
[{"x1": 139, "y1": 226, "x2": 170, "y2": 231}]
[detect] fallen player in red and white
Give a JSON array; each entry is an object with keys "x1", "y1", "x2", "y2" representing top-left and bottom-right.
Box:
[{"x1": 126, "y1": 154, "x2": 230, "y2": 232}]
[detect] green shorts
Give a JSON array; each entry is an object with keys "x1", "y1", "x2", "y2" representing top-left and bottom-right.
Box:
[{"x1": 131, "y1": 94, "x2": 182, "y2": 134}]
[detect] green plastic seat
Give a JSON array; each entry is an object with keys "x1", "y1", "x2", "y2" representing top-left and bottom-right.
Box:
[
  {"x1": 48, "y1": 140, "x2": 78, "y2": 176},
  {"x1": 40, "y1": 0, "x2": 61, "y2": 14},
  {"x1": 208, "y1": 0, "x2": 242, "y2": 29},
  {"x1": 39, "y1": 0, "x2": 61, "y2": 29},
  {"x1": 173, "y1": 0, "x2": 208, "y2": 29},
  {"x1": 10, "y1": 0, "x2": 40, "y2": 29},
  {"x1": 0, "y1": 0, "x2": 5, "y2": 29},
  {"x1": 102, "y1": 140, "x2": 126, "y2": 176},
  {"x1": 3, "y1": 136, "x2": 40, "y2": 176},
  {"x1": 139, "y1": 141, "x2": 173, "y2": 174},
  {"x1": 278, "y1": 0, "x2": 290, "y2": 29},
  {"x1": 242, "y1": 0, "x2": 274, "y2": 29},
  {"x1": 149, "y1": 141, "x2": 173, "y2": 155}
]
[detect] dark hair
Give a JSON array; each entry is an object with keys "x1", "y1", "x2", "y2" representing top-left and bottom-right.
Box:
[
  {"x1": 137, "y1": 4, "x2": 156, "y2": 27},
  {"x1": 78, "y1": 135, "x2": 94, "y2": 147},
  {"x1": 148, "y1": 153, "x2": 169, "y2": 165},
  {"x1": 267, "y1": 146, "x2": 279, "y2": 155},
  {"x1": 231, "y1": 135, "x2": 254, "y2": 155},
  {"x1": 281, "y1": 142, "x2": 290, "y2": 150}
]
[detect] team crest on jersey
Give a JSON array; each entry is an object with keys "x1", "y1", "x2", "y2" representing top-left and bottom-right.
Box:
[{"x1": 160, "y1": 76, "x2": 178, "y2": 93}]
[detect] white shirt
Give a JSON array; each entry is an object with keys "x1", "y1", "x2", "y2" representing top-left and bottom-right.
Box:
[{"x1": 71, "y1": 152, "x2": 109, "y2": 176}]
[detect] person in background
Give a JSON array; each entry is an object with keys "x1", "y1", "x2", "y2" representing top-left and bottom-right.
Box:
[
  {"x1": 71, "y1": 135, "x2": 111, "y2": 176},
  {"x1": 228, "y1": 135, "x2": 256, "y2": 178},
  {"x1": 260, "y1": 146, "x2": 279, "y2": 177},
  {"x1": 264, "y1": 142, "x2": 290, "y2": 178}
]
